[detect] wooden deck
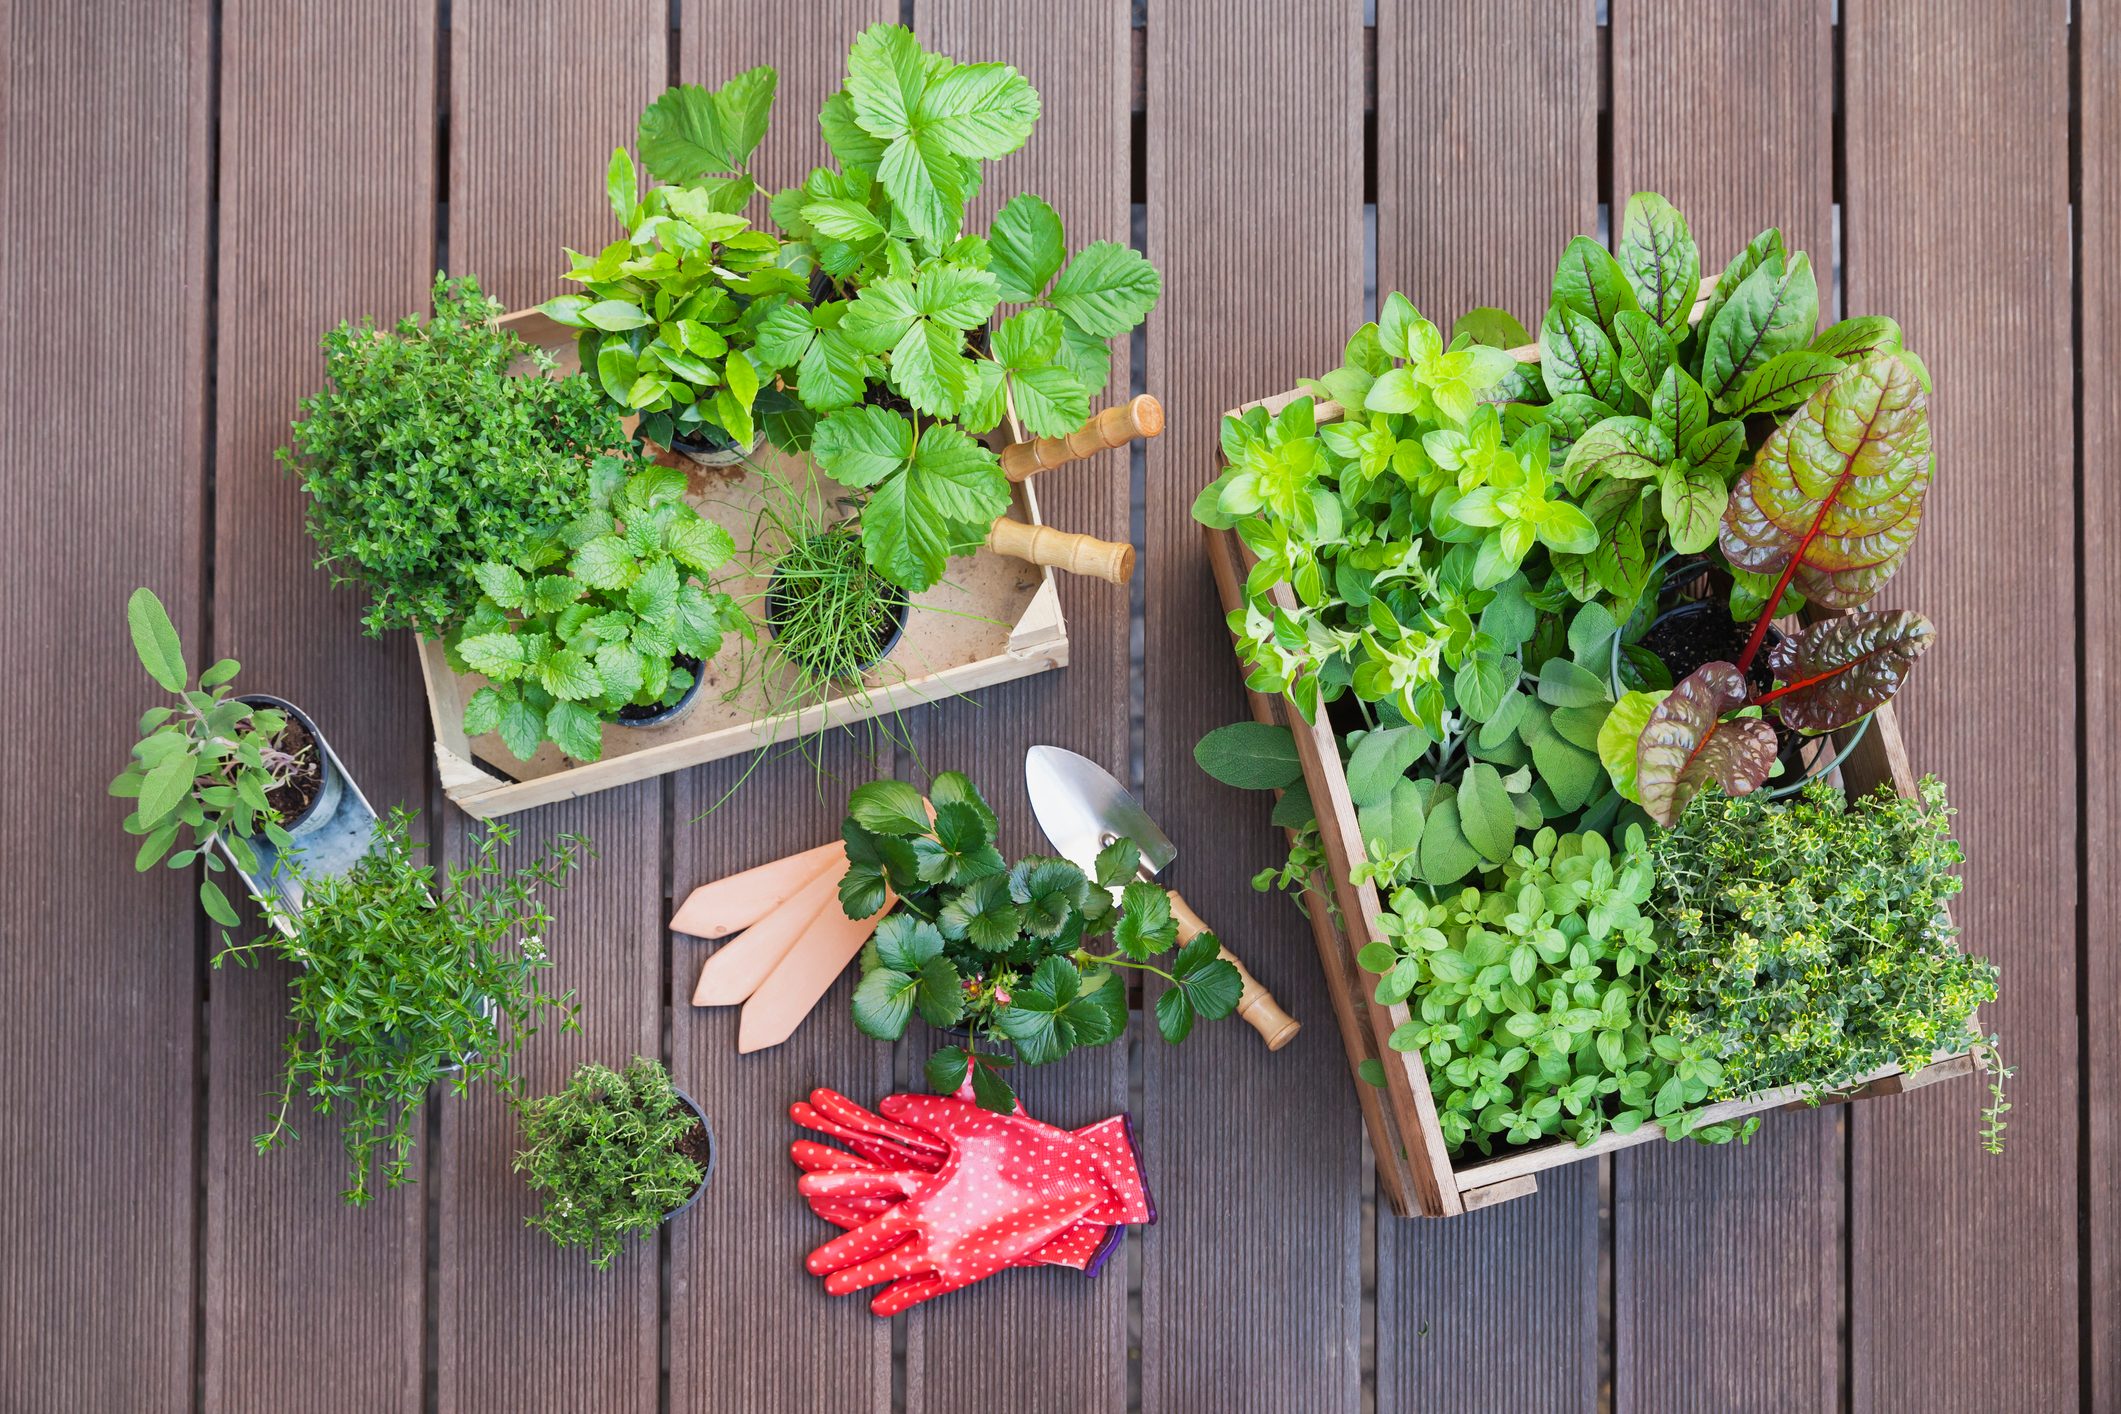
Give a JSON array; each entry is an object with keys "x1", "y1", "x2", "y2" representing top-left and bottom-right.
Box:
[{"x1": 2, "y1": 2, "x2": 2107, "y2": 1410}]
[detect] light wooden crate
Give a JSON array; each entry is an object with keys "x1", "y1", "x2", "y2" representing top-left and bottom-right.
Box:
[
  {"x1": 421, "y1": 310, "x2": 1069, "y2": 819},
  {"x1": 1203, "y1": 385, "x2": 1978, "y2": 1219}
]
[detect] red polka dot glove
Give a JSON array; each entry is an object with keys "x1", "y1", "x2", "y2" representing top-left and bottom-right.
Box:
[
  {"x1": 793, "y1": 1090, "x2": 1156, "y2": 1315},
  {"x1": 788, "y1": 1088, "x2": 1123, "y2": 1272}
]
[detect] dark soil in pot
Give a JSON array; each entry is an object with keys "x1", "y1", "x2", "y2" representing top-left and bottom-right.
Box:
[
  {"x1": 663, "y1": 1087, "x2": 716, "y2": 1224},
  {"x1": 616, "y1": 656, "x2": 705, "y2": 727},
  {"x1": 238, "y1": 694, "x2": 329, "y2": 830},
  {"x1": 1639, "y1": 600, "x2": 1811, "y2": 778}
]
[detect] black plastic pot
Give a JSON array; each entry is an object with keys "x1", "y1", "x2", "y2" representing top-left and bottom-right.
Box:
[
  {"x1": 615, "y1": 656, "x2": 705, "y2": 729},
  {"x1": 661, "y1": 1086, "x2": 717, "y2": 1225},
  {"x1": 765, "y1": 560, "x2": 910, "y2": 678},
  {"x1": 668, "y1": 422, "x2": 763, "y2": 468}
]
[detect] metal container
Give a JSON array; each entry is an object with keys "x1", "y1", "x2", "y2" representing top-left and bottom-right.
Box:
[{"x1": 223, "y1": 693, "x2": 380, "y2": 934}]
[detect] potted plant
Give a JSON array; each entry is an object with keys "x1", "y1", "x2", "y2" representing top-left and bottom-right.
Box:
[
  {"x1": 512, "y1": 1056, "x2": 714, "y2": 1269},
  {"x1": 670, "y1": 24, "x2": 1163, "y2": 595},
  {"x1": 541, "y1": 66, "x2": 804, "y2": 464},
  {"x1": 115, "y1": 587, "x2": 375, "y2": 926},
  {"x1": 215, "y1": 809, "x2": 586, "y2": 1204},
  {"x1": 280, "y1": 274, "x2": 629, "y2": 638},
  {"x1": 445, "y1": 456, "x2": 750, "y2": 764},
  {"x1": 838, "y1": 772, "x2": 1241, "y2": 1113},
  {"x1": 1188, "y1": 191, "x2": 2001, "y2": 1171}
]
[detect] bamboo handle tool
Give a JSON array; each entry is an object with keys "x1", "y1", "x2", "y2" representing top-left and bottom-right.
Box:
[
  {"x1": 998, "y1": 395, "x2": 1164, "y2": 482},
  {"x1": 986, "y1": 517, "x2": 1135, "y2": 585},
  {"x1": 1167, "y1": 891, "x2": 1300, "y2": 1050}
]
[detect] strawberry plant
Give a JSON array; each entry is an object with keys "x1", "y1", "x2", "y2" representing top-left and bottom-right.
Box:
[
  {"x1": 447, "y1": 458, "x2": 749, "y2": 763},
  {"x1": 839, "y1": 773, "x2": 1239, "y2": 1113}
]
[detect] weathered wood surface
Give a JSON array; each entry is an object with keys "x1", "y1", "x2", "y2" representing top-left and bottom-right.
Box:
[
  {"x1": 0, "y1": 3, "x2": 2103, "y2": 1411},
  {"x1": 204, "y1": 4, "x2": 436, "y2": 1411},
  {"x1": 1371, "y1": 4, "x2": 1603, "y2": 1408},
  {"x1": 1844, "y1": 4, "x2": 2081, "y2": 1410},
  {"x1": 1143, "y1": 3, "x2": 1366, "y2": 1409},
  {"x1": 433, "y1": 7, "x2": 667, "y2": 1413}
]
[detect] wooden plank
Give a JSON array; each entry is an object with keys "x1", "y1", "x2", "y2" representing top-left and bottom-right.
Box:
[
  {"x1": 1606, "y1": 6, "x2": 1845, "y2": 1408},
  {"x1": 203, "y1": 5, "x2": 437, "y2": 1410},
  {"x1": 667, "y1": 8, "x2": 894, "y2": 1411},
  {"x1": 1142, "y1": 3, "x2": 1365, "y2": 1409},
  {"x1": 1376, "y1": 1173, "x2": 1598, "y2": 1410},
  {"x1": 1843, "y1": 4, "x2": 2079, "y2": 1409},
  {"x1": 431, "y1": 7, "x2": 665, "y2": 1412},
  {"x1": 900, "y1": 7, "x2": 1134, "y2": 1410},
  {"x1": 1376, "y1": 0, "x2": 1598, "y2": 328},
  {"x1": 1369, "y1": 4, "x2": 1601, "y2": 1406},
  {"x1": 2086, "y1": 2, "x2": 2121, "y2": 1405},
  {"x1": 0, "y1": 2, "x2": 211, "y2": 1408}
]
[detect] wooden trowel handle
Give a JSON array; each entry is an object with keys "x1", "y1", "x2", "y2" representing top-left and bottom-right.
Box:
[
  {"x1": 1000, "y1": 396, "x2": 1164, "y2": 482},
  {"x1": 987, "y1": 517, "x2": 1135, "y2": 585},
  {"x1": 1167, "y1": 889, "x2": 1300, "y2": 1051}
]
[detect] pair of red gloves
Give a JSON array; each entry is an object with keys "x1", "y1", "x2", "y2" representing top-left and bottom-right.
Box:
[{"x1": 789, "y1": 1087, "x2": 1156, "y2": 1315}]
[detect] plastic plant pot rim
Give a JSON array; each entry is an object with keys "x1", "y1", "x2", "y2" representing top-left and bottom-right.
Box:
[
  {"x1": 234, "y1": 692, "x2": 339, "y2": 833},
  {"x1": 661, "y1": 1086, "x2": 717, "y2": 1224},
  {"x1": 612, "y1": 656, "x2": 706, "y2": 729},
  {"x1": 763, "y1": 554, "x2": 911, "y2": 679}
]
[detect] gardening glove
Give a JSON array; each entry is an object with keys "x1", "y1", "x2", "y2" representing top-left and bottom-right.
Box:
[
  {"x1": 788, "y1": 1088, "x2": 1129, "y2": 1272},
  {"x1": 800, "y1": 1091, "x2": 1155, "y2": 1315}
]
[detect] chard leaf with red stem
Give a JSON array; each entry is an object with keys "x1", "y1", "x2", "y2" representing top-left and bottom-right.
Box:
[
  {"x1": 1761, "y1": 609, "x2": 1936, "y2": 733},
  {"x1": 1634, "y1": 663, "x2": 1779, "y2": 826}
]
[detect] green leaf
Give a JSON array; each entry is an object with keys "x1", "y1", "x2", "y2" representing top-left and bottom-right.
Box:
[
  {"x1": 1615, "y1": 192, "x2": 1701, "y2": 337},
  {"x1": 877, "y1": 126, "x2": 970, "y2": 247},
  {"x1": 1451, "y1": 307, "x2": 1533, "y2": 349},
  {"x1": 988, "y1": 193, "x2": 1066, "y2": 301},
  {"x1": 1810, "y1": 315, "x2": 1903, "y2": 361},
  {"x1": 1192, "y1": 722, "x2": 1302, "y2": 791},
  {"x1": 1724, "y1": 348, "x2": 1846, "y2": 418},
  {"x1": 497, "y1": 694, "x2": 545, "y2": 761},
  {"x1": 473, "y1": 561, "x2": 528, "y2": 610},
  {"x1": 1008, "y1": 363, "x2": 1090, "y2": 439},
  {"x1": 1114, "y1": 880, "x2": 1176, "y2": 960},
  {"x1": 581, "y1": 299, "x2": 651, "y2": 332},
  {"x1": 570, "y1": 535, "x2": 637, "y2": 591},
  {"x1": 666, "y1": 516, "x2": 736, "y2": 574},
  {"x1": 1050, "y1": 242, "x2": 1162, "y2": 337},
  {"x1": 937, "y1": 874, "x2": 1022, "y2": 952},
  {"x1": 127, "y1": 588, "x2": 188, "y2": 692},
  {"x1": 1457, "y1": 762, "x2": 1518, "y2": 863},
  {"x1": 1564, "y1": 416, "x2": 1671, "y2": 486},
  {"x1": 1176, "y1": 954, "x2": 1243, "y2": 1023},
  {"x1": 1416, "y1": 791, "x2": 1484, "y2": 886},
  {"x1": 874, "y1": 914, "x2": 945, "y2": 971},
  {"x1": 1344, "y1": 725, "x2": 1431, "y2": 807},
  {"x1": 918, "y1": 60, "x2": 1039, "y2": 157},
  {"x1": 133, "y1": 822, "x2": 178, "y2": 871},
  {"x1": 462, "y1": 686, "x2": 504, "y2": 737},
  {"x1": 1659, "y1": 460, "x2": 1728, "y2": 555},
  {"x1": 848, "y1": 779, "x2": 930, "y2": 836},
  {"x1": 1701, "y1": 252, "x2": 1818, "y2": 412},
  {"x1": 851, "y1": 967, "x2": 918, "y2": 1041},
  {"x1": 859, "y1": 425, "x2": 1008, "y2": 591},
  {"x1": 1550, "y1": 702, "x2": 1611, "y2": 751},
  {"x1": 1537, "y1": 657, "x2": 1612, "y2": 709},
  {"x1": 1154, "y1": 985, "x2": 1196, "y2": 1044},
  {"x1": 969, "y1": 1059, "x2": 1016, "y2": 1113},
  {"x1": 1455, "y1": 651, "x2": 1519, "y2": 721},
  {"x1": 927, "y1": 1046, "x2": 971, "y2": 1094},
  {"x1": 605, "y1": 145, "x2": 636, "y2": 225},
  {"x1": 545, "y1": 699, "x2": 604, "y2": 761},
  {"x1": 537, "y1": 649, "x2": 601, "y2": 702},
  {"x1": 846, "y1": 23, "x2": 925, "y2": 137},
  {"x1": 812, "y1": 405, "x2": 915, "y2": 487},
  {"x1": 199, "y1": 878, "x2": 241, "y2": 928},
  {"x1": 1540, "y1": 302, "x2": 1624, "y2": 405},
  {"x1": 456, "y1": 631, "x2": 528, "y2": 680},
  {"x1": 801, "y1": 197, "x2": 886, "y2": 241},
  {"x1": 1550, "y1": 235, "x2": 1637, "y2": 329},
  {"x1": 137, "y1": 754, "x2": 194, "y2": 828}
]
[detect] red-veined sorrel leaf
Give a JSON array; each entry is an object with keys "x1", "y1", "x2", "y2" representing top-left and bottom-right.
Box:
[
  {"x1": 1635, "y1": 663, "x2": 1778, "y2": 826},
  {"x1": 1720, "y1": 353, "x2": 1931, "y2": 612},
  {"x1": 1763, "y1": 609, "x2": 1937, "y2": 733}
]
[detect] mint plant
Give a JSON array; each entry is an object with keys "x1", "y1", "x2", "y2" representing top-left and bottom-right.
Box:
[
  {"x1": 448, "y1": 458, "x2": 749, "y2": 764},
  {"x1": 514, "y1": 1056, "x2": 709, "y2": 1269},
  {"x1": 839, "y1": 773, "x2": 1240, "y2": 1113},
  {"x1": 216, "y1": 809, "x2": 585, "y2": 1204},
  {"x1": 114, "y1": 587, "x2": 314, "y2": 929},
  {"x1": 543, "y1": 67, "x2": 803, "y2": 453},
  {"x1": 281, "y1": 274, "x2": 624, "y2": 637}
]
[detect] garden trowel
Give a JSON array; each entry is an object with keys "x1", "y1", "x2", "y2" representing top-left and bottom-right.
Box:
[{"x1": 1024, "y1": 745, "x2": 1299, "y2": 1050}]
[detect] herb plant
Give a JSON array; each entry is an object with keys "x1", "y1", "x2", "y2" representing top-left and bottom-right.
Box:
[
  {"x1": 114, "y1": 588, "x2": 314, "y2": 929},
  {"x1": 839, "y1": 773, "x2": 1241, "y2": 1113},
  {"x1": 281, "y1": 274, "x2": 624, "y2": 637},
  {"x1": 667, "y1": 24, "x2": 1163, "y2": 592},
  {"x1": 543, "y1": 67, "x2": 803, "y2": 453},
  {"x1": 449, "y1": 458, "x2": 749, "y2": 763},
  {"x1": 514, "y1": 1056, "x2": 708, "y2": 1269},
  {"x1": 1355, "y1": 826, "x2": 1750, "y2": 1152},
  {"x1": 216, "y1": 810, "x2": 585, "y2": 1204},
  {"x1": 1645, "y1": 777, "x2": 2004, "y2": 1146}
]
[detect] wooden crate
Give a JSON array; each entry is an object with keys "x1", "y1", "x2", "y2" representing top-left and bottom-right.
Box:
[
  {"x1": 420, "y1": 311, "x2": 1069, "y2": 819},
  {"x1": 1203, "y1": 385, "x2": 1979, "y2": 1219}
]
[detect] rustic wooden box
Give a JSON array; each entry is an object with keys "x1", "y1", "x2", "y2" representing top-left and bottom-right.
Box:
[
  {"x1": 1204, "y1": 386, "x2": 1978, "y2": 1219},
  {"x1": 419, "y1": 311, "x2": 1068, "y2": 819}
]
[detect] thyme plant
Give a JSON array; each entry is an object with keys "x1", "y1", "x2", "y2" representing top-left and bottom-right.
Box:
[
  {"x1": 217, "y1": 810, "x2": 587, "y2": 1204},
  {"x1": 514, "y1": 1057, "x2": 707, "y2": 1270}
]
